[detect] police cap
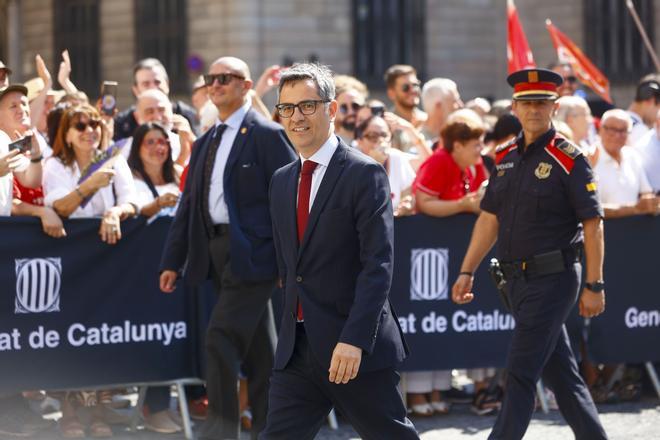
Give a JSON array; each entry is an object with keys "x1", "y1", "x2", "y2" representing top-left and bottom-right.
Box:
[{"x1": 507, "y1": 68, "x2": 563, "y2": 101}]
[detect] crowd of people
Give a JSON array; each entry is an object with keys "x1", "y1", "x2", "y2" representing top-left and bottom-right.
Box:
[{"x1": 0, "y1": 50, "x2": 659, "y2": 438}]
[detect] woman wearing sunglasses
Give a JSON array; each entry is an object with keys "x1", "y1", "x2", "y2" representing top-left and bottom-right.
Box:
[
  {"x1": 43, "y1": 104, "x2": 138, "y2": 245},
  {"x1": 127, "y1": 122, "x2": 180, "y2": 223}
]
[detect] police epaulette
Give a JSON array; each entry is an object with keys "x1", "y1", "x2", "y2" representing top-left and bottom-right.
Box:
[
  {"x1": 495, "y1": 138, "x2": 517, "y2": 154},
  {"x1": 495, "y1": 139, "x2": 517, "y2": 164},
  {"x1": 544, "y1": 137, "x2": 581, "y2": 174}
]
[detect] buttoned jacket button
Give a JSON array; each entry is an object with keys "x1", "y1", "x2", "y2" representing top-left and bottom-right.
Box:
[{"x1": 296, "y1": 276, "x2": 303, "y2": 282}]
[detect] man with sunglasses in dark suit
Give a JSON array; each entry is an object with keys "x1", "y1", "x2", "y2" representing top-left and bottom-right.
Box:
[{"x1": 160, "y1": 56, "x2": 296, "y2": 440}]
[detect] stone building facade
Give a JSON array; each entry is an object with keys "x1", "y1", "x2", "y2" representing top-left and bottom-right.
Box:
[{"x1": 1, "y1": 0, "x2": 657, "y2": 110}]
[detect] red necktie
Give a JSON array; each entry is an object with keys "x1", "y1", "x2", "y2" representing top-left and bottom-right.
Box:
[{"x1": 296, "y1": 160, "x2": 318, "y2": 320}]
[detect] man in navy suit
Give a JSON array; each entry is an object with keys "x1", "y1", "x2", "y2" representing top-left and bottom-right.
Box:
[
  {"x1": 260, "y1": 63, "x2": 419, "y2": 439},
  {"x1": 159, "y1": 56, "x2": 296, "y2": 440}
]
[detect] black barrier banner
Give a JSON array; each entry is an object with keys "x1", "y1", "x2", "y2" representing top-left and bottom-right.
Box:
[
  {"x1": 390, "y1": 215, "x2": 514, "y2": 371},
  {"x1": 0, "y1": 217, "x2": 199, "y2": 393},
  {"x1": 587, "y1": 216, "x2": 660, "y2": 364},
  {"x1": 1, "y1": 214, "x2": 658, "y2": 391}
]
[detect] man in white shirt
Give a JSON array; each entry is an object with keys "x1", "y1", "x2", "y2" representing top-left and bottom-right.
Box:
[
  {"x1": 593, "y1": 109, "x2": 658, "y2": 218},
  {"x1": 0, "y1": 85, "x2": 65, "y2": 238},
  {"x1": 635, "y1": 108, "x2": 660, "y2": 193}
]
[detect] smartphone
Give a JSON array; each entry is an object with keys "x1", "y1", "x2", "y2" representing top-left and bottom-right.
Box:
[
  {"x1": 100, "y1": 81, "x2": 118, "y2": 116},
  {"x1": 8, "y1": 136, "x2": 31, "y2": 153}
]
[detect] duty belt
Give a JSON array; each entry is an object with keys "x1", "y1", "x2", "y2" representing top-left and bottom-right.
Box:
[{"x1": 500, "y1": 245, "x2": 583, "y2": 280}]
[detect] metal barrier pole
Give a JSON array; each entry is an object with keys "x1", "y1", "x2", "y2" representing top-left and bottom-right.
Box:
[
  {"x1": 176, "y1": 381, "x2": 195, "y2": 440},
  {"x1": 645, "y1": 362, "x2": 660, "y2": 400},
  {"x1": 536, "y1": 380, "x2": 549, "y2": 414},
  {"x1": 130, "y1": 386, "x2": 147, "y2": 432}
]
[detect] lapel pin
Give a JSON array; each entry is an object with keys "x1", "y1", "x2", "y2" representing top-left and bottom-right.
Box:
[{"x1": 240, "y1": 127, "x2": 247, "y2": 134}]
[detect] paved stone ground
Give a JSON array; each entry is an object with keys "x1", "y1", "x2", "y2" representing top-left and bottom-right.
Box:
[{"x1": 10, "y1": 398, "x2": 658, "y2": 439}]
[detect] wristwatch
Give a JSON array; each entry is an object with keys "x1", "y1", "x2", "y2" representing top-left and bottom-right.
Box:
[{"x1": 585, "y1": 280, "x2": 605, "y2": 293}]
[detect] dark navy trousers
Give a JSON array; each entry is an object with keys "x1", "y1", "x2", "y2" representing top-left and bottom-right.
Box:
[
  {"x1": 489, "y1": 262, "x2": 608, "y2": 440},
  {"x1": 260, "y1": 325, "x2": 419, "y2": 440}
]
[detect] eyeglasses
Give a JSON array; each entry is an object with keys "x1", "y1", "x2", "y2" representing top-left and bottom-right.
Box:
[
  {"x1": 143, "y1": 137, "x2": 169, "y2": 148},
  {"x1": 602, "y1": 125, "x2": 630, "y2": 135},
  {"x1": 362, "y1": 131, "x2": 390, "y2": 142},
  {"x1": 73, "y1": 119, "x2": 102, "y2": 132},
  {"x1": 339, "y1": 102, "x2": 363, "y2": 114},
  {"x1": 401, "y1": 82, "x2": 421, "y2": 93},
  {"x1": 275, "y1": 100, "x2": 329, "y2": 118},
  {"x1": 203, "y1": 73, "x2": 245, "y2": 86}
]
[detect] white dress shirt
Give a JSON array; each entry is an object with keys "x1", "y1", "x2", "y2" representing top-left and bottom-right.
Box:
[
  {"x1": 627, "y1": 110, "x2": 649, "y2": 147},
  {"x1": 298, "y1": 134, "x2": 339, "y2": 211},
  {"x1": 635, "y1": 129, "x2": 660, "y2": 193},
  {"x1": 208, "y1": 100, "x2": 252, "y2": 224},
  {"x1": 43, "y1": 155, "x2": 139, "y2": 218},
  {"x1": 593, "y1": 144, "x2": 652, "y2": 205}
]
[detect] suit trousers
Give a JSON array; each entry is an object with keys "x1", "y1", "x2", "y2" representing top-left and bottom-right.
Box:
[
  {"x1": 200, "y1": 233, "x2": 277, "y2": 440},
  {"x1": 489, "y1": 262, "x2": 607, "y2": 440},
  {"x1": 260, "y1": 324, "x2": 419, "y2": 440}
]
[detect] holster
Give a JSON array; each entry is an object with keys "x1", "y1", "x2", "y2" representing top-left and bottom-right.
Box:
[{"x1": 488, "y1": 258, "x2": 511, "y2": 311}]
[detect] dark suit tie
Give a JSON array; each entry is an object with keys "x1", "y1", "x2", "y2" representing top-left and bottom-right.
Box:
[
  {"x1": 296, "y1": 160, "x2": 318, "y2": 320},
  {"x1": 202, "y1": 123, "x2": 227, "y2": 236}
]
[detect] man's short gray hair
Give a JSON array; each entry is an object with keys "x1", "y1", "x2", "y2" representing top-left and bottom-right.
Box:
[
  {"x1": 555, "y1": 95, "x2": 590, "y2": 122},
  {"x1": 601, "y1": 108, "x2": 633, "y2": 131},
  {"x1": 421, "y1": 78, "x2": 458, "y2": 113},
  {"x1": 278, "y1": 63, "x2": 336, "y2": 101}
]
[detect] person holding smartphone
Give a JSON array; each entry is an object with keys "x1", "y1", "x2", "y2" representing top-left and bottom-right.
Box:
[{"x1": 0, "y1": 85, "x2": 64, "y2": 237}]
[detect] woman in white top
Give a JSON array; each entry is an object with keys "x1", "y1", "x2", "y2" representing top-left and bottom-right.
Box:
[
  {"x1": 127, "y1": 122, "x2": 180, "y2": 221},
  {"x1": 355, "y1": 115, "x2": 416, "y2": 215},
  {"x1": 126, "y1": 122, "x2": 182, "y2": 432},
  {"x1": 43, "y1": 104, "x2": 138, "y2": 245}
]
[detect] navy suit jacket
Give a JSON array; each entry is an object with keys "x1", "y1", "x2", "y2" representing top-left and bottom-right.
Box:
[
  {"x1": 269, "y1": 139, "x2": 409, "y2": 372},
  {"x1": 160, "y1": 108, "x2": 297, "y2": 284}
]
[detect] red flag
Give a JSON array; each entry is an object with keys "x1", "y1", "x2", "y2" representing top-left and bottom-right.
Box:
[
  {"x1": 545, "y1": 19, "x2": 612, "y2": 103},
  {"x1": 507, "y1": 0, "x2": 536, "y2": 74}
]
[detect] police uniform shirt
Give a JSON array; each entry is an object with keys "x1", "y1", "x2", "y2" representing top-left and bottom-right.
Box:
[{"x1": 480, "y1": 127, "x2": 603, "y2": 262}]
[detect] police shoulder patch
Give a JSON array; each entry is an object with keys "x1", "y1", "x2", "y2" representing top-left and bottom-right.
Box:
[
  {"x1": 495, "y1": 139, "x2": 518, "y2": 164},
  {"x1": 544, "y1": 137, "x2": 581, "y2": 174}
]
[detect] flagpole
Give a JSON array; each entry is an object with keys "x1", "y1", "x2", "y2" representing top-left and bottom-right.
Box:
[{"x1": 625, "y1": 0, "x2": 660, "y2": 71}]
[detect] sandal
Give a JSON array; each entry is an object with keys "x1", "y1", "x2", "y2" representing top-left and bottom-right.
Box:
[
  {"x1": 59, "y1": 416, "x2": 85, "y2": 439},
  {"x1": 471, "y1": 387, "x2": 502, "y2": 415},
  {"x1": 89, "y1": 420, "x2": 113, "y2": 438}
]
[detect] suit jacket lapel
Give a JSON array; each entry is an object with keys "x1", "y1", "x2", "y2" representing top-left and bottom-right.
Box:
[
  {"x1": 297, "y1": 143, "x2": 347, "y2": 263},
  {"x1": 223, "y1": 109, "x2": 254, "y2": 182}
]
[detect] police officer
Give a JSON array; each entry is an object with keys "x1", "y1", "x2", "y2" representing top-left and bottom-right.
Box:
[{"x1": 451, "y1": 68, "x2": 608, "y2": 440}]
